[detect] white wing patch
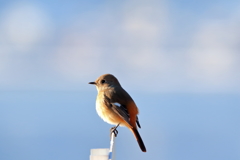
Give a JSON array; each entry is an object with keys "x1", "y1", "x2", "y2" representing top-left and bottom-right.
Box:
[{"x1": 113, "y1": 102, "x2": 121, "y2": 107}]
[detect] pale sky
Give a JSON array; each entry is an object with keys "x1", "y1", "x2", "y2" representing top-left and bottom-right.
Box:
[
  {"x1": 0, "y1": 0, "x2": 239, "y2": 93},
  {"x1": 0, "y1": 1, "x2": 240, "y2": 160}
]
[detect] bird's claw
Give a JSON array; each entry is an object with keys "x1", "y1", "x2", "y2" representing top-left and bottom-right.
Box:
[
  {"x1": 110, "y1": 124, "x2": 120, "y2": 137},
  {"x1": 110, "y1": 126, "x2": 118, "y2": 137}
]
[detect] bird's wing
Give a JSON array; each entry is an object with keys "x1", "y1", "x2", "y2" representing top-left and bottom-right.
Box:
[
  {"x1": 104, "y1": 94, "x2": 131, "y2": 127},
  {"x1": 136, "y1": 116, "x2": 141, "y2": 128},
  {"x1": 112, "y1": 102, "x2": 141, "y2": 128},
  {"x1": 104, "y1": 87, "x2": 142, "y2": 128}
]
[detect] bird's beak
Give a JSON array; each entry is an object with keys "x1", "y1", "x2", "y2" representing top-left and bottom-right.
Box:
[{"x1": 89, "y1": 82, "x2": 96, "y2": 85}]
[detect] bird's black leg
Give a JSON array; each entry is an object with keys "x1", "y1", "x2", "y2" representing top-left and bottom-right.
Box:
[{"x1": 110, "y1": 123, "x2": 120, "y2": 137}]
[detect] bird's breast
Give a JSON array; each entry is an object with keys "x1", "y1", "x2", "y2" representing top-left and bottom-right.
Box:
[{"x1": 95, "y1": 94, "x2": 123, "y2": 125}]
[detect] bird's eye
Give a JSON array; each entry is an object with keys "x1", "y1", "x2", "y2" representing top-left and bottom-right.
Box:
[{"x1": 101, "y1": 80, "x2": 106, "y2": 84}]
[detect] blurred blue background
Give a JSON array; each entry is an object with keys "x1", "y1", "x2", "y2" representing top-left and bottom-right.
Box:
[{"x1": 0, "y1": 0, "x2": 240, "y2": 160}]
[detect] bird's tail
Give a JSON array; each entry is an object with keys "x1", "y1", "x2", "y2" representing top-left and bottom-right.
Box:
[{"x1": 130, "y1": 128, "x2": 147, "y2": 152}]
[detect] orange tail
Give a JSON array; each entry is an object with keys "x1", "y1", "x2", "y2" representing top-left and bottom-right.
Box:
[{"x1": 131, "y1": 128, "x2": 147, "y2": 152}]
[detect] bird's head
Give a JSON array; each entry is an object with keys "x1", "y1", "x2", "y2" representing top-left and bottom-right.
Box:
[{"x1": 89, "y1": 74, "x2": 121, "y2": 91}]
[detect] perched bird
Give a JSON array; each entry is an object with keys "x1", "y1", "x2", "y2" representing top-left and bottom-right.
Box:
[{"x1": 89, "y1": 74, "x2": 146, "y2": 152}]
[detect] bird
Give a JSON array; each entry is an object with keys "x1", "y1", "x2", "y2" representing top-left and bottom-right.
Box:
[{"x1": 89, "y1": 74, "x2": 146, "y2": 152}]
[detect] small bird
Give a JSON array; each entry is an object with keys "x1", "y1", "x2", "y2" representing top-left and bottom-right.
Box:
[{"x1": 89, "y1": 74, "x2": 146, "y2": 152}]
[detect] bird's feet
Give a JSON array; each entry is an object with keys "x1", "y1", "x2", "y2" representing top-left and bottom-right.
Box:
[{"x1": 110, "y1": 124, "x2": 120, "y2": 137}]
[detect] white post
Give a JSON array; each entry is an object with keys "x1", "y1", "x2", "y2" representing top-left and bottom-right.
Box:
[
  {"x1": 89, "y1": 132, "x2": 116, "y2": 160},
  {"x1": 89, "y1": 148, "x2": 109, "y2": 160},
  {"x1": 108, "y1": 132, "x2": 116, "y2": 160}
]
